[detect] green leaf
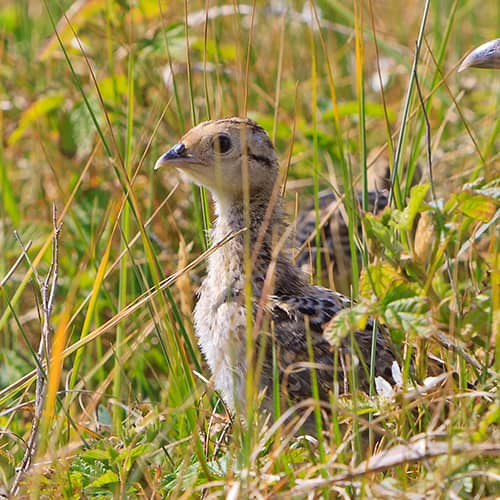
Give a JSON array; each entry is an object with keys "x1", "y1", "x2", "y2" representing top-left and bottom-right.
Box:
[
  {"x1": 363, "y1": 212, "x2": 402, "y2": 260},
  {"x1": 69, "y1": 99, "x2": 99, "y2": 158},
  {"x1": 457, "y1": 191, "x2": 498, "y2": 222},
  {"x1": 86, "y1": 469, "x2": 119, "y2": 488},
  {"x1": 117, "y1": 444, "x2": 150, "y2": 471},
  {"x1": 324, "y1": 305, "x2": 370, "y2": 346},
  {"x1": 382, "y1": 296, "x2": 432, "y2": 337},
  {"x1": 7, "y1": 94, "x2": 64, "y2": 145},
  {"x1": 393, "y1": 183, "x2": 430, "y2": 231},
  {"x1": 99, "y1": 74, "x2": 128, "y2": 104},
  {"x1": 82, "y1": 449, "x2": 111, "y2": 461},
  {"x1": 360, "y1": 262, "x2": 404, "y2": 299},
  {"x1": 383, "y1": 282, "x2": 421, "y2": 304}
]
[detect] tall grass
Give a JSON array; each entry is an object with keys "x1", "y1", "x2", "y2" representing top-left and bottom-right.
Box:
[{"x1": 0, "y1": 0, "x2": 498, "y2": 496}]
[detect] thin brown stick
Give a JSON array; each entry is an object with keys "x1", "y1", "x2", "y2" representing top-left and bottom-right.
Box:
[
  {"x1": 288, "y1": 437, "x2": 499, "y2": 494},
  {"x1": 11, "y1": 205, "x2": 62, "y2": 496}
]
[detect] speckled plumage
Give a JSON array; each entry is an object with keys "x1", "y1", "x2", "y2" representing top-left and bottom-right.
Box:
[
  {"x1": 295, "y1": 189, "x2": 389, "y2": 289},
  {"x1": 155, "y1": 118, "x2": 400, "y2": 424}
]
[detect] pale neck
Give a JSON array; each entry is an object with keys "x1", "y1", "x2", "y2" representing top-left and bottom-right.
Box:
[{"x1": 209, "y1": 193, "x2": 286, "y2": 292}]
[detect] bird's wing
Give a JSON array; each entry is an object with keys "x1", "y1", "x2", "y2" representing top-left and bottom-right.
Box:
[
  {"x1": 294, "y1": 190, "x2": 389, "y2": 288},
  {"x1": 263, "y1": 287, "x2": 399, "y2": 400},
  {"x1": 268, "y1": 286, "x2": 350, "y2": 329}
]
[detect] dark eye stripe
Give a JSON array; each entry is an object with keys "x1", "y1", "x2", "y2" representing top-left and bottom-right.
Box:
[{"x1": 247, "y1": 152, "x2": 275, "y2": 168}]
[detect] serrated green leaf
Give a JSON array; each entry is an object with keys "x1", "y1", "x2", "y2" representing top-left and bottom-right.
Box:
[
  {"x1": 383, "y1": 282, "x2": 421, "y2": 304},
  {"x1": 382, "y1": 297, "x2": 432, "y2": 337},
  {"x1": 457, "y1": 191, "x2": 498, "y2": 222},
  {"x1": 360, "y1": 262, "x2": 404, "y2": 299},
  {"x1": 324, "y1": 305, "x2": 369, "y2": 346}
]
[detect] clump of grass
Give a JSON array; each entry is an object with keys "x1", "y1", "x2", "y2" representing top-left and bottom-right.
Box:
[{"x1": 0, "y1": 0, "x2": 498, "y2": 497}]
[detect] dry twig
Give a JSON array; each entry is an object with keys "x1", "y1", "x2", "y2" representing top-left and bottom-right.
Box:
[{"x1": 10, "y1": 205, "x2": 62, "y2": 496}]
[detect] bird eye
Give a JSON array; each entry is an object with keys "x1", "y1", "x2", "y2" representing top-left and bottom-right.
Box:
[{"x1": 212, "y1": 134, "x2": 232, "y2": 154}]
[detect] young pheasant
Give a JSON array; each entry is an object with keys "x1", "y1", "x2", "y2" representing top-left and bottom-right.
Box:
[{"x1": 155, "y1": 118, "x2": 400, "y2": 424}]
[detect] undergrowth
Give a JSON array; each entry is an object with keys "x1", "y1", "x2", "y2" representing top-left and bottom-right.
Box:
[{"x1": 0, "y1": 0, "x2": 498, "y2": 497}]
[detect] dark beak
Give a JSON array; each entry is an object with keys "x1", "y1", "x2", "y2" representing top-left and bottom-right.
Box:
[
  {"x1": 154, "y1": 143, "x2": 187, "y2": 170},
  {"x1": 459, "y1": 38, "x2": 500, "y2": 72}
]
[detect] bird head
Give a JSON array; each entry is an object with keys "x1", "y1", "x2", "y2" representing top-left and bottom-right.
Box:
[{"x1": 155, "y1": 117, "x2": 280, "y2": 206}]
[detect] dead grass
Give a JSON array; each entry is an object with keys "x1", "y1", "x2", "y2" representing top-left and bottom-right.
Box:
[{"x1": 0, "y1": 0, "x2": 498, "y2": 497}]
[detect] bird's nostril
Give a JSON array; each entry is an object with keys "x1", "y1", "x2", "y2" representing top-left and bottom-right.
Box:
[
  {"x1": 154, "y1": 142, "x2": 188, "y2": 169},
  {"x1": 173, "y1": 143, "x2": 186, "y2": 155}
]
